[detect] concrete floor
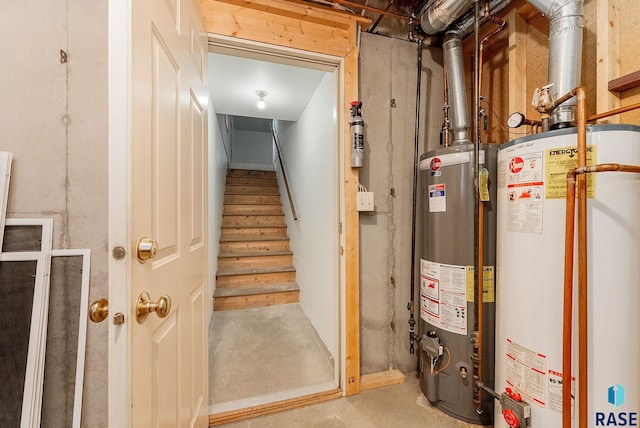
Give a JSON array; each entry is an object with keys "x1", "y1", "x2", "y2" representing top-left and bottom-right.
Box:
[
  {"x1": 209, "y1": 303, "x2": 336, "y2": 412},
  {"x1": 216, "y1": 372, "x2": 482, "y2": 427},
  {"x1": 209, "y1": 303, "x2": 485, "y2": 427}
]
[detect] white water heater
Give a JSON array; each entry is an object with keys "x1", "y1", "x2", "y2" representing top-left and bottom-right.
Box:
[{"x1": 495, "y1": 124, "x2": 640, "y2": 427}]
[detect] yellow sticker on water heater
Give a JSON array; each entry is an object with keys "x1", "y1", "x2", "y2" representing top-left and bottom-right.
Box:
[
  {"x1": 466, "y1": 266, "x2": 495, "y2": 303},
  {"x1": 479, "y1": 168, "x2": 490, "y2": 202},
  {"x1": 545, "y1": 145, "x2": 597, "y2": 199}
]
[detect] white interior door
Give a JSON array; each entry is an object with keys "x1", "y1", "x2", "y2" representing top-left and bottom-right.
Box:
[{"x1": 130, "y1": 0, "x2": 208, "y2": 426}]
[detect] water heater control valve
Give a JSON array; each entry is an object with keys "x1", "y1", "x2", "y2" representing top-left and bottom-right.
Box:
[
  {"x1": 500, "y1": 389, "x2": 531, "y2": 427},
  {"x1": 422, "y1": 331, "x2": 443, "y2": 358}
]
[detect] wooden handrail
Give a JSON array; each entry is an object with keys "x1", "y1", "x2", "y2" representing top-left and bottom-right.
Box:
[{"x1": 270, "y1": 123, "x2": 298, "y2": 221}]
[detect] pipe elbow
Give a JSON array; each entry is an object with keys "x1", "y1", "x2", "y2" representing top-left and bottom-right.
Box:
[
  {"x1": 419, "y1": 0, "x2": 474, "y2": 35},
  {"x1": 529, "y1": 0, "x2": 583, "y2": 20}
]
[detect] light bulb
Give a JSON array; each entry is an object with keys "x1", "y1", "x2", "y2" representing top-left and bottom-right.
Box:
[{"x1": 256, "y1": 90, "x2": 267, "y2": 109}]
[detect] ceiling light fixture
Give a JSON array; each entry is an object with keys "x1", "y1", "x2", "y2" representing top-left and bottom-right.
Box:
[{"x1": 256, "y1": 90, "x2": 267, "y2": 109}]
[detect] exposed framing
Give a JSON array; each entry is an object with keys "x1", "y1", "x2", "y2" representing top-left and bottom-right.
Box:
[
  {"x1": 507, "y1": 9, "x2": 527, "y2": 118},
  {"x1": 596, "y1": 0, "x2": 620, "y2": 122},
  {"x1": 200, "y1": 0, "x2": 369, "y2": 403},
  {"x1": 0, "y1": 218, "x2": 53, "y2": 428}
]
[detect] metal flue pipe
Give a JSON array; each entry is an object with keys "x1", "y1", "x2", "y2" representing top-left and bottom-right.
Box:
[
  {"x1": 528, "y1": 0, "x2": 584, "y2": 127},
  {"x1": 420, "y1": 0, "x2": 474, "y2": 35},
  {"x1": 443, "y1": 31, "x2": 472, "y2": 144}
]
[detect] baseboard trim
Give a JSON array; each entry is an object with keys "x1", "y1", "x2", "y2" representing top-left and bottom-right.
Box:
[
  {"x1": 360, "y1": 369, "x2": 406, "y2": 391},
  {"x1": 209, "y1": 388, "x2": 342, "y2": 426}
]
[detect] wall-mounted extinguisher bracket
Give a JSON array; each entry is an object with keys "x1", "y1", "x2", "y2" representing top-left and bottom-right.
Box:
[{"x1": 350, "y1": 101, "x2": 364, "y2": 168}]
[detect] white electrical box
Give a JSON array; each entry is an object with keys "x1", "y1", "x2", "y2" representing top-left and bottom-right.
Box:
[{"x1": 356, "y1": 191, "x2": 374, "y2": 212}]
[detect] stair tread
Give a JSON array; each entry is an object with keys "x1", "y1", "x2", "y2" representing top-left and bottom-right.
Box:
[
  {"x1": 216, "y1": 265, "x2": 296, "y2": 276},
  {"x1": 219, "y1": 236, "x2": 289, "y2": 242},
  {"x1": 225, "y1": 184, "x2": 279, "y2": 188},
  {"x1": 221, "y1": 225, "x2": 286, "y2": 229},
  {"x1": 214, "y1": 282, "x2": 299, "y2": 297},
  {"x1": 218, "y1": 250, "x2": 293, "y2": 258},
  {"x1": 224, "y1": 204, "x2": 283, "y2": 209},
  {"x1": 217, "y1": 169, "x2": 298, "y2": 310},
  {"x1": 227, "y1": 169, "x2": 276, "y2": 175},
  {"x1": 223, "y1": 214, "x2": 284, "y2": 217}
]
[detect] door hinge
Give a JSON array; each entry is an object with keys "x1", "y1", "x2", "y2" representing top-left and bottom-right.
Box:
[
  {"x1": 339, "y1": 246, "x2": 344, "y2": 255},
  {"x1": 59, "y1": 49, "x2": 68, "y2": 64}
]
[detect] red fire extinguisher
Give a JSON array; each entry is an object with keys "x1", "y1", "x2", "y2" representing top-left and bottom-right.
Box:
[{"x1": 350, "y1": 101, "x2": 364, "y2": 168}]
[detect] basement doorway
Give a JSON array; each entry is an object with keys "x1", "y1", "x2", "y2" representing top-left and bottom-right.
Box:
[{"x1": 207, "y1": 38, "x2": 343, "y2": 418}]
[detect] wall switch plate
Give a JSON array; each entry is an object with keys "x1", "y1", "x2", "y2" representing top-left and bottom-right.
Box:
[{"x1": 356, "y1": 191, "x2": 374, "y2": 212}]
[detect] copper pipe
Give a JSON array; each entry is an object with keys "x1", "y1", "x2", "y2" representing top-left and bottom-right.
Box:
[
  {"x1": 560, "y1": 86, "x2": 586, "y2": 428},
  {"x1": 559, "y1": 87, "x2": 640, "y2": 428},
  {"x1": 578, "y1": 164, "x2": 640, "y2": 174},
  {"x1": 576, "y1": 86, "x2": 587, "y2": 428},
  {"x1": 563, "y1": 163, "x2": 640, "y2": 428},
  {"x1": 477, "y1": 16, "x2": 507, "y2": 142},
  {"x1": 476, "y1": 198, "x2": 484, "y2": 411},
  {"x1": 587, "y1": 102, "x2": 640, "y2": 122},
  {"x1": 473, "y1": 12, "x2": 507, "y2": 412},
  {"x1": 554, "y1": 90, "x2": 577, "y2": 110},
  {"x1": 562, "y1": 167, "x2": 577, "y2": 428},
  {"x1": 328, "y1": 0, "x2": 410, "y2": 20}
]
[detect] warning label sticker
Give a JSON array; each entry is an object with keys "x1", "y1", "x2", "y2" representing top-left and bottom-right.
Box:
[
  {"x1": 420, "y1": 259, "x2": 467, "y2": 335},
  {"x1": 506, "y1": 152, "x2": 544, "y2": 234},
  {"x1": 505, "y1": 338, "x2": 547, "y2": 407},
  {"x1": 545, "y1": 145, "x2": 597, "y2": 199},
  {"x1": 428, "y1": 184, "x2": 446, "y2": 212},
  {"x1": 548, "y1": 369, "x2": 575, "y2": 416}
]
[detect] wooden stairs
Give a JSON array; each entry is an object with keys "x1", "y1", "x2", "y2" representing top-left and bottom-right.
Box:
[{"x1": 214, "y1": 169, "x2": 299, "y2": 311}]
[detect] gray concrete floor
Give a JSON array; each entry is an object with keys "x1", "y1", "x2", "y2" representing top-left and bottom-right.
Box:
[
  {"x1": 217, "y1": 372, "x2": 483, "y2": 427},
  {"x1": 209, "y1": 303, "x2": 485, "y2": 427},
  {"x1": 209, "y1": 303, "x2": 335, "y2": 411}
]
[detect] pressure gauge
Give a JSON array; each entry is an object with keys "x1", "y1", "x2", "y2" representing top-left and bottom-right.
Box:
[{"x1": 507, "y1": 112, "x2": 526, "y2": 128}]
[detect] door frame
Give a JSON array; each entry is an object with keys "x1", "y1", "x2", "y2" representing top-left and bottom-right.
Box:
[
  {"x1": 208, "y1": 32, "x2": 345, "y2": 399},
  {"x1": 199, "y1": 0, "x2": 368, "y2": 397},
  {"x1": 107, "y1": 0, "x2": 131, "y2": 426}
]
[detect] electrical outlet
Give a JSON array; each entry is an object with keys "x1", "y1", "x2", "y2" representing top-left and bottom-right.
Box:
[{"x1": 357, "y1": 191, "x2": 374, "y2": 212}]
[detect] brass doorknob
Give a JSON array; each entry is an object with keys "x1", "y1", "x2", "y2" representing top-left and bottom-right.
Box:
[
  {"x1": 89, "y1": 298, "x2": 109, "y2": 323},
  {"x1": 136, "y1": 291, "x2": 171, "y2": 323},
  {"x1": 137, "y1": 238, "x2": 158, "y2": 263}
]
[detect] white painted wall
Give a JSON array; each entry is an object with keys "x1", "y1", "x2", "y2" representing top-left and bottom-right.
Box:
[
  {"x1": 274, "y1": 71, "x2": 338, "y2": 359},
  {"x1": 1, "y1": 1, "x2": 108, "y2": 426},
  {"x1": 209, "y1": 109, "x2": 230, "y2": 299},
  {"x1": 230, "y1": 130, "x2": 274, "y2": 170}
]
